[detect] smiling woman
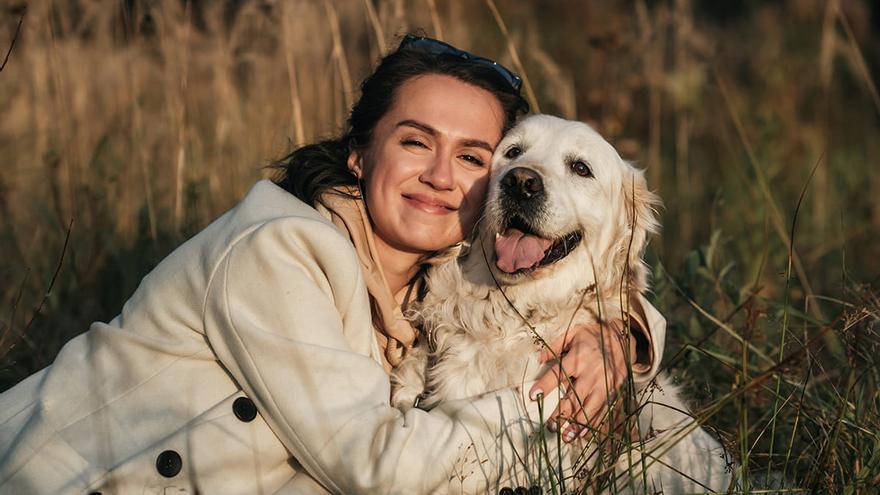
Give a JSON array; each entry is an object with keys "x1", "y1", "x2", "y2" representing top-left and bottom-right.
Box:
[{"x1": 347, "y1": 74, "x2": 503, "y2": 292}]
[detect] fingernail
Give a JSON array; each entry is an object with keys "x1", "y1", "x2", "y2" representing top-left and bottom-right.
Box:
[
  {"x1": 530, "y1": 388, "x2": 543, "y2": 401},
  {"x1": 579, "y1": 427, "x2": 591, "y2": 439},
  {"x1": 564, "y1": 428, "x2": 576, "y2": 442},
  {"x1": 559, "y1": 420, "x2": 570, "y2": 435},
  {"x1": 547, "y1": 419, "x2": 558, "y2": 432}
]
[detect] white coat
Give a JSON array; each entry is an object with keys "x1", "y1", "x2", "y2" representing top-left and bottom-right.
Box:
[{"x1": 0, "y1": 180, "x2": 664, "y2": 494}]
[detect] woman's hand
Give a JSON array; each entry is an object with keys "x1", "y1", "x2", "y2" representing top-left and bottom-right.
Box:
[{"x1": 529, "y1": 319, "x2": 634, "y2": 442}]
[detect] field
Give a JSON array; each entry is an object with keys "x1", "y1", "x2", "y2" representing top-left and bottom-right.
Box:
[{"x1": 1, "y1": 0, "x2": 878, "y2": 492}]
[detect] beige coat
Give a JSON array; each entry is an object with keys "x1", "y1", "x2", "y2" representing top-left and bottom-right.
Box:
[{"x1": 0, "y1": 180, "x2": 664, "y2": 494}]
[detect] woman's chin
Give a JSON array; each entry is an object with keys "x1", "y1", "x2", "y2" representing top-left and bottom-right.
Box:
[
  {"x1": 410, "y1": 240, "x2": 459, "y2": 255},
  {"x1": 381, "y1": 224, "x2": 463, "y2": 255},
  {"x1": 392, "y1": 234, "x2": 461, "y2": 256}
]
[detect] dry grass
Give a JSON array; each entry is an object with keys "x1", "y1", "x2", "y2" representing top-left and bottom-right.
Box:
[{"x1": 1, "y1": 0, "x2": 878, "y2": 492}]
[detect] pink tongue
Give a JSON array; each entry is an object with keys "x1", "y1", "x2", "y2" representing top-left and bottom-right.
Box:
[{"x1": 495, "y1": 228, "x2": 553, "y2": 273}]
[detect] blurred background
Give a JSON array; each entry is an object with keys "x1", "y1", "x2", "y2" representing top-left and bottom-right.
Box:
[{"x1": 1, "y1": 0, "x2": 878, "y2": 491}]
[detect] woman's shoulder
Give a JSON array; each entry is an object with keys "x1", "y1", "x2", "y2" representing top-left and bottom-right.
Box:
[
  {"x1": 156, "y1": 181, "x2": 353, "y2": 288},
  {"x1": 236, "y1": 180, "x2": 331, "y2": 225},
  {"x1": 210, "y1": 180, "x2": 355, "y2": 259},
  {"x1": 206, "y1": 180, "x2": 344, "y2": 247}
]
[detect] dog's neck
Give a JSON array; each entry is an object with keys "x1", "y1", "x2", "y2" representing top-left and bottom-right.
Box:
[{"x1": 417, "y1": 232, "x2": 635, "y2": 345}]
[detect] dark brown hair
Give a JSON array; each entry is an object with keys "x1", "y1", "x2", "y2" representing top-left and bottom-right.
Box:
[{"x1": 271, "y1": 37, "x2": 529, "y2": 206}]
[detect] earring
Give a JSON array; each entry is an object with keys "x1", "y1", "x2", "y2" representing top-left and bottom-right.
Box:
[{"x1": 356, "y1": 177, "x2": 366, "y2": 200}]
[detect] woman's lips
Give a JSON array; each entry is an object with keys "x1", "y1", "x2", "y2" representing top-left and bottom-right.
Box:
[{"x1": 402, "y1": 193, "x2": 457, "y2": 214}]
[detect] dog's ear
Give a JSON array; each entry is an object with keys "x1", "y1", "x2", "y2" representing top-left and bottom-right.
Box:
[{"x1": 620, "y1": 166, "x2": 661, "y2": 287}]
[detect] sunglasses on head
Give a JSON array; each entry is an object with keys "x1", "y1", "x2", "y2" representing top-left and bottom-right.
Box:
[{"x1": 398, "y1": 34, "x2": 523, "y2": 93}]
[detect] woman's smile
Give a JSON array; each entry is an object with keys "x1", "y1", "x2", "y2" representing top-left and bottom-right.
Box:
[{"x1": 402, "y1": 192, "x2": 458, "y2": 214}]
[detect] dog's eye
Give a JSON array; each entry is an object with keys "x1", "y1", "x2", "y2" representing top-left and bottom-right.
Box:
[
  {"x1": 504, "y1": 146, "x2": 522, "y2": 160},
  {"x1": 570, "y1": 160, "x2": 593, "y2": 178}
]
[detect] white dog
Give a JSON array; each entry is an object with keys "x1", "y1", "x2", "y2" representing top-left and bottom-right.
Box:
[{"x1": 392, "y1": 115, "x2": 732, "y2": 493}]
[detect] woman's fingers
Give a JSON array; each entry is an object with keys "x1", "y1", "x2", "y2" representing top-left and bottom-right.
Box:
[
  {"x1": 548, "y1": 362, "x2": 628, "y2": 441},
  {"x1": 563, "y1": 388, "x2": 610, "y2": 442},
  {"x1": 538, "y1": 329, "x2": 574, "y2": 363},
  {"x1": 529, "y1": 365, "x2": 559, "y2": 402},
  {"x1": 529, "y1": 346, "x2": 580, "y2": 401},
  {"x1": 547, "y1": 388, "x2": 574, "y2": 432},
  {"x1": 545, "y1": 370, "x2": 592, "y2": 433}
]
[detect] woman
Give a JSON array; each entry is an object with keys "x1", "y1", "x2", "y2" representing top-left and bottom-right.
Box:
[{"x1": 0, "y1": 35, "x2": 664, "y2": 494}]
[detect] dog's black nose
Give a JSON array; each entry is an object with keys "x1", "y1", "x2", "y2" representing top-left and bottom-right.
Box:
[{"x1": 501, "y1": 167, "x2": 544, "y2": 200}]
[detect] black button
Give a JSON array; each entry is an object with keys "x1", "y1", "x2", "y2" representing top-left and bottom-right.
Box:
[
  {"x1": 528, "y1": 486, "x2": 542, "y2": 495},
  {"x1": 499, "y1": 488, "x2": 514, "y2": 495},
  {"x1": 514, "y1": 487, "x2": 528, "y2": 495},
  {"x1": 156, "y1": 450, "x2": 182, "y2": 478},
  {"x1": 233, "y1": 397, "x2": 258, "y2": 422}
]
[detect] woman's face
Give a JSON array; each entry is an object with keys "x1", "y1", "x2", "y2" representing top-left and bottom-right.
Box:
[{"x1": 349, "y1": 74, "x2": 505, "y2": 254}]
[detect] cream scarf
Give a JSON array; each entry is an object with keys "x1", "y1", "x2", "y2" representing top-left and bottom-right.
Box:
[{"x1": 318, "y1": 187, "x2": 420, "y2": 373}]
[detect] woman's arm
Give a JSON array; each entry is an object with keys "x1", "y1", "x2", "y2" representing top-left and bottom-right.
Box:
[
  {"x1": 203, "y1": 217, "x2": 552, "y2": 494},
  {"x1": 528, "y1": 295, "x2": 667, "y2": 441},
  {"x1": 628, "y1": 293, "x2": 667, "y2": 384}
]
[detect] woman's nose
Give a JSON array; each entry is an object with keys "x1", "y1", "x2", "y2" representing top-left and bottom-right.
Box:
[{"x1": 418, "y1": 153, "x2": 454, "y2": 190}]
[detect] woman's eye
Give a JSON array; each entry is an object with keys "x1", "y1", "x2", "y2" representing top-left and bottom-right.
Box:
[
  {"x1": 504, "y1": 146, "x2": 522, "y2": 159},
  {"x1": 402, "y1": 139, "x2": 428, "y2": 149},
  {"x1": 570, "y1": 160, "x2": 593, "y2": 178}
]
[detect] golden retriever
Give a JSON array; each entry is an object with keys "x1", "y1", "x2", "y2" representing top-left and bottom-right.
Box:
[{"x1": 392, "y1": 114, "x2": 732, "y2": 493}]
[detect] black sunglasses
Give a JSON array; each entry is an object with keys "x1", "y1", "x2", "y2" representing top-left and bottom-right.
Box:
[{"x1": 398, "y1": 35, "x2": 523, "y2": 93}]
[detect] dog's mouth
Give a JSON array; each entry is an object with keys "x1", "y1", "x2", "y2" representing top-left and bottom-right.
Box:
[{"x1": 493, "y1": 215, "x2": 583, "y2": 275}]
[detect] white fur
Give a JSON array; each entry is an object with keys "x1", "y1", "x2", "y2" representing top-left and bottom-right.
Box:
[{"x1": 392, "y1": 115, "x2": 732, "y2": 493}]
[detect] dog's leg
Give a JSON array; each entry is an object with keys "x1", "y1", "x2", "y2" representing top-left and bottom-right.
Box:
[
  {"x1": 612, "y1": 374, "x2": 733, "y2": 493},
  {"x1": 390, "y1": 344, "x2": 429, "y2": 410}
]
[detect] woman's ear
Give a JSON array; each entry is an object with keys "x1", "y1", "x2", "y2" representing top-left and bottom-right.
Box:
[{"x1": 347, "y1": 149, "x2": 363, "y2": 178}]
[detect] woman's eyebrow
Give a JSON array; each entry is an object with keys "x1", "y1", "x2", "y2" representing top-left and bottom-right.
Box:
[
  {"x1": 396, "y1": 119, "x2": 493, "y2": 152},
  {"x1": 460, "y1": 139, "x2": 493, "y2": 152},
  {"x1": 396, "y1": 119, "x2": 436, "y2": 135}
]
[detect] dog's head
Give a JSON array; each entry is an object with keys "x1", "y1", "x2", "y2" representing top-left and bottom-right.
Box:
[{"x1": 477, "y1": 114, "x2": 660, "y2": 298}]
